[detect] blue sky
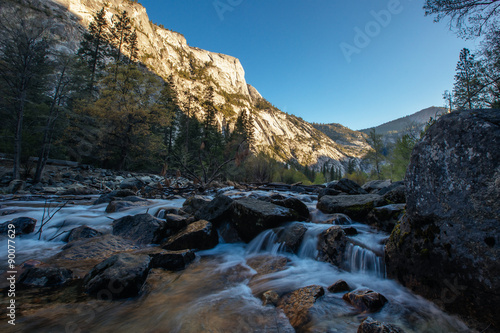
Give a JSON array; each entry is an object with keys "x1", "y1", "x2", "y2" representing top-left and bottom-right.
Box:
[{"x1": 138, "y1": 0, "x2": 478, "y2": 130}]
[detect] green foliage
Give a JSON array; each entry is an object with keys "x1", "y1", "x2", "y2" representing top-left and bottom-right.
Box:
[
  {"x1": 452, "y1": 48, "x2": 486, "y2": 110},
  {"x1": 363, "y1": 129, "x2": 385, "y2": 179},
  {"x1": 75, "y1": 63, "x2": 172, "y2": 170}
]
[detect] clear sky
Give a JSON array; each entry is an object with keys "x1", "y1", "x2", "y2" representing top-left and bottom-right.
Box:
[{"x1": 138, "y1": 0, "x2": 478, "y2": 130}]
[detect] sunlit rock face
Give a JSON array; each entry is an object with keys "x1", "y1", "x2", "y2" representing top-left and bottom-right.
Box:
[{"x1": 10, "y1": 0, "x2": 370, "y2": 170}]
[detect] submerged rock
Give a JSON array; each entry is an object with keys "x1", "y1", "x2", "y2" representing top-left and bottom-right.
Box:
[
  {"x1": 357, "y1": 317, "x2": 405, "y2": 333},
  {"x1": 277, "y1": 285, "x2": 325, "y2": 331},
  {"x1": 19, "y1": 266, "x2": 73, "y2": 287},
  {"x1": 230, "y1": 198, "x2": 300, "y2": 242},
  {"x1": 327, "y1": 280, "x2": 351, "y2": 293},
  {"x1": 83, "y1": 253, "x2": 151, "y2": 299},
  {"x1": 385, "y1": 110, "x2": 500, "y2": 330},
  {"x1": 262, "y1": 290, "x2": 280, "y2": 306},
  {"x1": 0, "y1": 217, "x2": 37, "y2": 236},
  {"x1": 149, "y1": 249, "x2": 196, "y2": 271},
  {"x1": 343, "y1": 289, "x2": 388, "y2": 313}
]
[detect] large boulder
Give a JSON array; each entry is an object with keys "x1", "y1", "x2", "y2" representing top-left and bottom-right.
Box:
[
  {"x1": 83, "y1": 253, "x2": 151, "y2": 299},
  {"x1": 162, "y1": 220, "x2": 218, "y2": 251},
  {"x1": 230, "y1": 198, "x2": 300, "y2": 242},
  {"x1": 316, "y1": 226, "x2": 348, "y2": 267},
  {"x1": 182, "y1": 195, "x2": 212, "y2": 215},
  {"x1": 317, "y1": 194, "x2": 382, "y2": 221},
  {"x1": 385, "y1": 110, "x2": 500, "y2": 331},
  {"x1": 277, "y1": 285, "x2": 325, "y2": 331},
  {"x1": 112, "y1": 214, "x2": 169, "y2": 245},
  {"x1": 0, "y1": 217, "x2": 37, "y2": 236}
]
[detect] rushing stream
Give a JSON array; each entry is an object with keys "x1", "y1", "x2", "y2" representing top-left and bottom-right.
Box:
[{"x1": 0, "y1": 192, "x2": 472, "y2": 332}]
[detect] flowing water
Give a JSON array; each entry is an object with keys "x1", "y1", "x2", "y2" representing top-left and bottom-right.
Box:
[{"x1": 0, "y1": 193, "x2": 472, "y2": 332}]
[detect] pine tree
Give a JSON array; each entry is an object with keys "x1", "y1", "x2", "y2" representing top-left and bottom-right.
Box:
[
  {"x1": 364, "y1": 129, "x2": 385, "y2": 179},
  {"x1": 0, "y1": 9, "x2": 52, "y2": 179},
  {"x1": 453, "y1": 48, "x2": 485, "y2": 109},
  {"x1": 110, "y1": 11, "x2": 132, "y2": 64},
  {"x1": 77, "y1": 7, "x2": 110, "y2": 93}
]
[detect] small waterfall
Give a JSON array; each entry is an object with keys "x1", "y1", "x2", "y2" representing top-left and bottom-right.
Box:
[
  {"x1": 345, "y1": 243, "x2": 386, "y2": 278},
  {"x1": 297, "y1": 224, "x2": 330, "y2": 259},
  {"x1": 246, "y1": 229, "x2": 287, "y2": 255}
]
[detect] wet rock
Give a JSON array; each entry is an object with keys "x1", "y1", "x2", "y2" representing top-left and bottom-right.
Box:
[
  {"x1": 367, "y1": 204, "x2": 405, "y2": 232},
  {"x1": 194, "y1": 194, "x2": 233, "y2": 225},
  {"x1": 50, "y1": 235, "x2": 139, "y2": 277},
  {"x1": 218, "y1": 221, "x2": 243, "y2": 243},
  {"x1": 262, "y1": 290, "x2": 280, "y2": 306},
  {"x1": 327, "y1": 280, "x2": 351, "y2": 293},
  {"x1": 94, "y1": 189, "x2": 136, "y2": 205},
  {"x1": 316, "y1": 226, "x2": 348, "y2": 267},
  {"x1": 385, "y1": 110, "x2": 500, "y2": 330},
  {"x1": 271, "y1": 197, "x2": 310, "y2": 221},
  {"x1": 343, "y1": 226, "x2": 358, "y2": 236},
  {"x1": 19, "y1": 266, "x2": 73, "y2": 287},
  {"x1": 0, "y1": 217, "x2": 37, "y2": 236},
  {"x1": 343, "y1": 289, "x2": 388, "y2": 313},
  {"x1": 357, "y1": 317, "x2": 405, "y2": 333},
  {"x1": 113, "y1": 213, "x2": 169, "y2": 245},
  {"x1": 327, "y1": 178, "x2": 368, "y2": 195},
  {"x1": 149, "y1": 249, "x2": 196, "y2": 271},
  {"x1": 64, "y1": 225, "x2": 102, "y2": 242},
  {"x1": 162, "y1": 220, "x2": 218, "y2": 251},
  {"x1": 317, "y1": 194, "x2": 382, "y2": 221},
  {"x1": 275, "y1": 223, "x2": 308, "y2": 254},
  {"x1": 182, "y1": 195, "x2": 212, "y2": 215},
  {"x1": 277, "y1": 285, "x2": 325, "y2": 331},
  {"x1": 362, "y1": 180, "x2": 392, "y2": 193},
  {"x1": 230, "y1": 198, "x2": 300, "y2": 242},
  {"x1": 83, "y1": 253, "x2": 151, "y2": 299},
  {"x1": 105, "y1": 196, "x2": 152, "y2": 213},
  {"x1": 325, "y1": 213, "x2": 352, "y2": 225}
]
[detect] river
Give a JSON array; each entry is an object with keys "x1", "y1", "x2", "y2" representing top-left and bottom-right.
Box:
[{"x1": 0, "y1": 191, "x2": 472, "y2": 332}]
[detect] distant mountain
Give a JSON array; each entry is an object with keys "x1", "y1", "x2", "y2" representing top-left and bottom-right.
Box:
[
  {"x1": 311, "y1": 123, "x2": 371, "y2": 157},
  {"x1": 360, "y1": 107, "x2": 448, "y2": 142}
]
